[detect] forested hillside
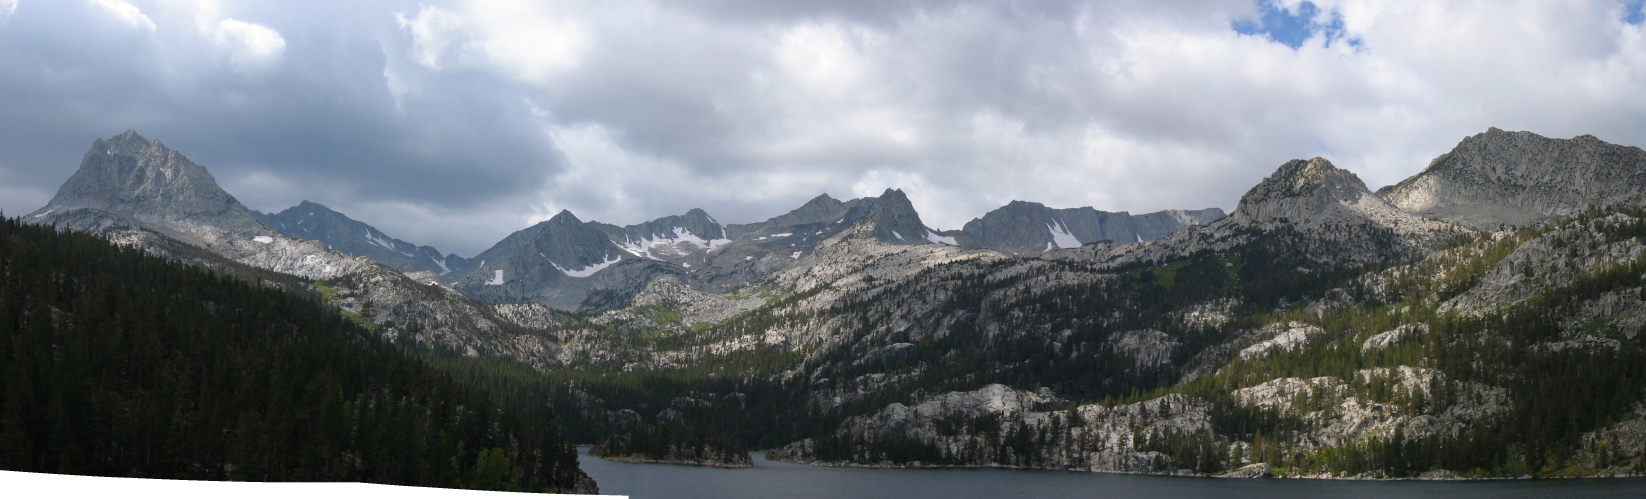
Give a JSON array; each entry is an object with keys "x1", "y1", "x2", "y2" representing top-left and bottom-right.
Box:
[{"x1": 0, "y1": 216, "x2": 593, "y2": 493}]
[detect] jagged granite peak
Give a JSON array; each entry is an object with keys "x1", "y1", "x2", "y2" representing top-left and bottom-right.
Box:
[
  {"x1": 962, "y1": 200, "x2": 1225, "y2": 253},
  {"x1": 449, "y1": 209, "x2": 659, "y2": 309},
  {"x1": 503, "y1": 210, "x2": 627, "y2": 271},
  {"x1": 254, "y1": 200, "x2": 469, "y2": 275},
  {"x1": 853, "y1": 188, "x2": 943, "y2": 245},
  {"x1": 724, "y1": 193, "x2": 876, "y2": 239},
  {"x1": 590, "y1": 208, "x2": 730, "y2": 260},
  {"x1": 678, "y1": 194, "x2": 885, "y2": 292},
  {"x1": 28, "y1": 130, "x2": 263, "y2": 232},
  {"x1": 1379, "y1": 128, "x2": 1646, "y2": 229}
]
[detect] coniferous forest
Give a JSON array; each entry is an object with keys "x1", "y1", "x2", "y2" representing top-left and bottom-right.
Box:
[{"x1": 0, "y1": 216, "x2": 591, "y2": 493}]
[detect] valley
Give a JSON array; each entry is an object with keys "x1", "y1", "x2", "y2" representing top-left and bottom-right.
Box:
[{"x1": 16, "y1": 126, "x2": 1646, "y2": 480}]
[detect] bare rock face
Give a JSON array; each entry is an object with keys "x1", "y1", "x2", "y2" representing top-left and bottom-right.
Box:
[
  {"x1": 589, "y1": 208, "x2": 730, "y2": 263},
  {"x1": 30, "y1": 130, "x2": 264, "y2": 238},
  {"x1": 255, "y1": 201, "x2": 468, "y2": 275},
  {"x1": 1239, "y1": 322, "x2": 1325, "y2": 360},
  {"x1": 859, "y1": 188, "x2": 944, "y2": 246},
  {"x1": 1380, "y1": 128, "x2": 1646, "y2": 229},
  {"x1": 1233, "y1": 367, "x2": 1509, "y2": 450},
  {"x1": 1362, "y1": 323, "x2": 1430, "y2": 352},
  {"x1": 723, "y1": 193, "x2": 873, "y2": 240},
  {"x1": 960, "y1": 200, "x2": 1223, "y2": 253},
  {"x1": 447, "y1": 210, "x2": 661, "y2": 310},
  {"x1": 772, "y1": 388, "x2": 1216, "y2": 474},
  {"x1": 1081, "y1": 157, "x2": 1467, "y2": 269},
  {"x1": 1228, "y1": 157, "x2": 1453, "y2": 236},
  {"x1": 1111, "y1": 329, "x2": 1181, "y2": 367}
]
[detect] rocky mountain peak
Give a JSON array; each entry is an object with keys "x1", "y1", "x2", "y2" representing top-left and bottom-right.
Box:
[
  {"x1": 98, "y1": 129, "x2": 156, "y2": 156},
  {"x1": 724, "y1": 192, "x2": 860, "y2": 239},
  {"x1": 963, "y1": 200, "x2": 1225, "y2": 253},
  {"x1": 961, "y1": 200, "x2": 1058, "y2": 249},
  {"x1": 589, "y1": 207, "x2": 730, "y2": 262},
  {"x1": 1098, "y1": 156, "x2": 1462, "y2": 269},
  {"x1": 1379, "y1": 128, "x2": 1646, "y2": 229},
  {"x1": 30, "y1": 130, "x2": 263, "y2": 232},
  {"x1": 676, "y1": 208, "x2": 724, "y2": 236},
  {"x1": 683, "y1": 208, "x2": 714, "y2": 222},
  {"x1": 254, "y1": 200, "x2": 467, "y2": 275},
  {"x1": 804, "y1": 193, "x2": 838, "y2": 206},
  {"x1": 548, "y1": 209, "x2": 584, "y2": 226},
  {"x1": 1232, "y1": 157, "x2": 1375, "y2": 224},
  {"x1": 854, "y1": 188, "x2": 931, "y2": 244}
]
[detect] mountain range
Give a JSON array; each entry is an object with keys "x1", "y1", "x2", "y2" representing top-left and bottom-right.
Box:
[
  {"x1": 254, "y1": 201, "x2": 469, "y2": 275},
  {"x1": 236, "y1": 164, "x2": 1223, "y2": 310},
  {"x1": 20, "y1": 127, "x2": 1646, "y2": 480}
]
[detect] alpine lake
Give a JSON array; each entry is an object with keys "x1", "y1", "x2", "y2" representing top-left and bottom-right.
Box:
[{"x1": 578, "y1": 448, "x2": 1646, "y2": 499}]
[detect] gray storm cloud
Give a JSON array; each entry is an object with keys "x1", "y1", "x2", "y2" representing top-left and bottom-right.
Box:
[{"x1": 2, "y1": 0, "x2": 1645, "y2": 256}]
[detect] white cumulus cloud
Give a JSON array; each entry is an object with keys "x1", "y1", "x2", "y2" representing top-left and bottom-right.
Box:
[
  {"x1": 92, "y1": 0, "x2": 155, "y2": 30},
  {"x1": 5, "y1": 0, "x2": 1646, "y2": 255},
  {"x1": 395, "y1": 1, "x2": 590, "y2": 82},
  {"x1": 209, "y1": 17, "x2": 285, "y2": 71}
]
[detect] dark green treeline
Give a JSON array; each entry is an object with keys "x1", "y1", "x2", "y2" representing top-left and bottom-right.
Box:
[{"x1": 0, "y1": 216, "x2": 588, "y2": 493}]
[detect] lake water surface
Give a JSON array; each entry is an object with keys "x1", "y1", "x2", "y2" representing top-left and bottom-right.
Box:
[{"x1": 578, "y1": 448, "x2": 1646, "y2": 499}]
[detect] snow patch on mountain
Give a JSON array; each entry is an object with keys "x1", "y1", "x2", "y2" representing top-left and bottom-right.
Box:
[
  {"x1": 484, "y1": 269, "x2": 505, "y2": 285},
  {"x1": 555, "y1": 255, "x2": 621, "y2": 278},
  {"x1": 925, "y1": 231, "x2": 957, "y2": 246},
  {"x1": 620, "y1": 227, "x2": 731, "y2": 259},
  {"x1": 1048, "y1": 220, "x2": 1081, "y2": 249}
]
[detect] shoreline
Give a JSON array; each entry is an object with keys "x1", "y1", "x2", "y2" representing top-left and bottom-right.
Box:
[
  {"x1": 586, "y1": 453, "x2": 754, "y2": 469},
  {"x1": 758, "y1": 455, "x2": 1643, "y2": 481}
]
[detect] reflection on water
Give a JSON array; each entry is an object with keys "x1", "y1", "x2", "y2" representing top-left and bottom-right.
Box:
[{"x1": 577, "y1": 448, "x2": 1646, "y2": 499}]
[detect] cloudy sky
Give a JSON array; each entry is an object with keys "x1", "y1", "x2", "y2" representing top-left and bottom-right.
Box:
[{"x1": 2, "y1": 0, "x2": 1645, "y2": 255}]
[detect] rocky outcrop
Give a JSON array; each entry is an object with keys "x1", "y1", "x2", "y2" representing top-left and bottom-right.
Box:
[
  {"x1": 1233, "y1": 367, "x2": 1508, "y2": 448},
  {"x1": 1380, "y1": 128, "x2": 1646, "y2": 229},
  {"x1": 771, "y1": 386, "x2": 1218, "y2": 474},
  {"x1": 1238, "y1": 322, "x2": 1325, "y2": 360},
  {"x1": 1563, "y1": 288, "x2": 1646, "y2": 340},
  {"x1": 1442, "y1": 214, "x2": 1646, "y2": 314},
  {"x1": 1112, "y1": 329, "x2": 1181, "y2": 367},
  {"x1": 1362, "y1": 323, "x2": 1429, "y2": 352},
  {"x1": 1575, "y1": 404, "x2": 1646, "y2": 476},
  {"x1": 589, "y1": 275, "x2": 767, "y2": 333}
]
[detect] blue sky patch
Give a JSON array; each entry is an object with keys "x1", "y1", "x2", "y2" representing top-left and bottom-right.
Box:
[
  {"x1": 1625, "y1": 0, "x2": 1645, "y2": 25},
  {"x1": 1232, "y1": 0, "x2": 1358, "y2": 49}
]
